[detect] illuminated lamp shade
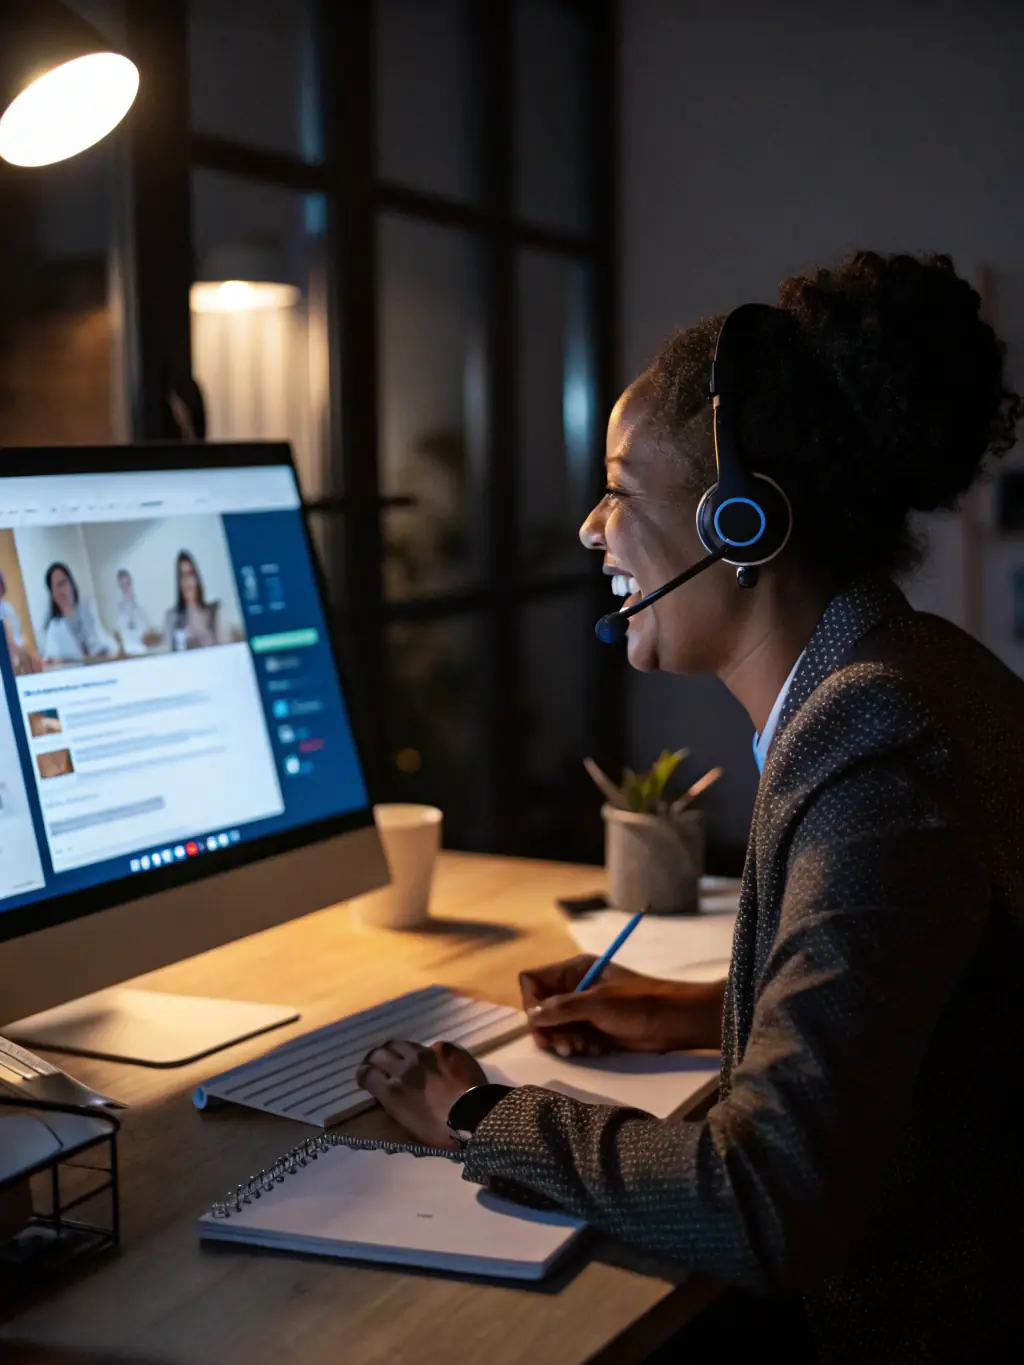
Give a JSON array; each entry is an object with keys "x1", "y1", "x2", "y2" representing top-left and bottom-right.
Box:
[
  {"x1": 0, "y1": 0, "x2": 139, "y2": 167},
  {"x1": 190, "y1": 243, "x2": 300, "y2": 314},
  {"x1": 190, "y1": 279, "x2": 301, "y2": 313}
]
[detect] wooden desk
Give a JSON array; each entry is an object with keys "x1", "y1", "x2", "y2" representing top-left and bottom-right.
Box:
[{"x1": 0, "y1": 853, "x2": 719, "y2": 1365}]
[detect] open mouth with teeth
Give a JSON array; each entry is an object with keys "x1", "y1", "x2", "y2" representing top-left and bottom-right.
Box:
[{"x1": 608, "y1": 573, "x2": 642, "y2": 617}]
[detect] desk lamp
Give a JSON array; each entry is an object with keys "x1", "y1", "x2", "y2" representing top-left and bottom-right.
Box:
[{"x1": 0, "y1": 0, "x2": 139, "y2": 167}]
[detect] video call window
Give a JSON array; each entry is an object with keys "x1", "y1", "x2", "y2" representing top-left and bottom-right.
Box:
[{"x1": 0, "y1": 515, "x2": 246, "y2": 675}]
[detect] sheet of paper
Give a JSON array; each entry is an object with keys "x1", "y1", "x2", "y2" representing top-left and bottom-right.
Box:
[
  {"x1": 564, "y1": 876, "x2": 741, "y2": 983},
  {"x1": 483, "y1": 1032, "x2": 719, "y2": 1119}
]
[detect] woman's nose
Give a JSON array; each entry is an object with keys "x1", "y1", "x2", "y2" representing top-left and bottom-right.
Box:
[{"x1": 579, "y1": 502, "x2": 607, "y2": 551}]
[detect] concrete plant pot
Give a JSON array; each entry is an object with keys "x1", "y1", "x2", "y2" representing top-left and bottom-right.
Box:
[{"x1": 603, "y1": 804, "x2": 705, "y2": 915}]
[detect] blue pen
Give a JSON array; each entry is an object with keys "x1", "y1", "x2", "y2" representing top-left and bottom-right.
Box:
[{"x1": 576, "y1": 908, "x2": 646, "y2": 992}]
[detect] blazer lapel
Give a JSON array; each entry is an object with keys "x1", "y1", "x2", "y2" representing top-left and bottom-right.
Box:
[
  {"x1": 772, "y1": 573, "x2": 910, "y2": 751},
  {"x1": 722, "y1": 574, "x2": 912, "y2": 1078}
]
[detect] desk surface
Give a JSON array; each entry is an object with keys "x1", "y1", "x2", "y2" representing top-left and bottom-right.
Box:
[{"x1": 0, "y1": 853, "x2": 719, "y2": 1365}]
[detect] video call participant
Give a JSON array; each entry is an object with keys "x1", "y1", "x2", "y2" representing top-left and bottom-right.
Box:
[
  {"x1": 114, "y1": 568, "x2": 154, "y2": 655},
  {"x1": 163, "y1": 551, "x2": 231, "y2": 651},
  {"x1": 0, "y1": 567, "x2": 43, "y2": 674},
  {"x1": 357, "y1": 252, "x2": 1024, "y2": 1365},
  {"x1": 0, "y1": 569, "x2": 41, "y2": 674},
  {"x1": 42, "y1": 563, "x2": 116, "y2": 665},
  {"x1": 0, "y1": 569, "x2": 23, "y2": 650}
]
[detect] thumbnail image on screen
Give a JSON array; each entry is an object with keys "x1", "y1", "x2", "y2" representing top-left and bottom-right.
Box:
[{"x1": 3, "y1": 515, "x2": 246, "y2": 673}]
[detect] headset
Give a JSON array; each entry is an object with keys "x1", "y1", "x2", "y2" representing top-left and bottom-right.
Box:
[{"x1": 595, "y1": 303, "x2": 794, "y2": 643}]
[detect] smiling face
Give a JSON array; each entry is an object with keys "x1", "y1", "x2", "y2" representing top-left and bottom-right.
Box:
[
  {"x1": 580, "y1": 380, "x2": 742, "y2": 674},
  {"x1": 49, "y1": 567, "x2": 76, "y2": 618}
]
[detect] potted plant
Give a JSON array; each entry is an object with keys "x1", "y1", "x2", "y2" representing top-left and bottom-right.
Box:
[{"x1": 585, "y1": 752, "x2": 721, "y2": 915}]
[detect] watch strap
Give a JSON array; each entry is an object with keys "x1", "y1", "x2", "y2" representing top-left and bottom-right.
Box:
[{"x1": 447, "y1": 1083, "x2": 514, "y2": 1140}]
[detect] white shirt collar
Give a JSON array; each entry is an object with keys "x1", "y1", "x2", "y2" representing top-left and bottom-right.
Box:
[{"x1": 752, "y1": 651, "x2": 805, "y2": 774}]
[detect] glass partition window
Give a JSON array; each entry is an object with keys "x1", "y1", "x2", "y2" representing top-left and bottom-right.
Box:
[
  {"x1": 521, "y1": 594, "x2": 594, "y2": 858},
  {"x1": 378, "y1": 216, "x2": 488, "y2": 601},
  {"x1": 188, "y1": 0, "x2": 322, "y2": 162},
  {"x1": 518, "y1": 251, "x2": 597, "y2": 577},
  {"x1": 515, "y1": 0, "x2": 594, "y2": 233},
  {"x1": 376, "y1": 0, "x2": 480, "y2": 201},
  {"x1": 386, "y1": 617, "x2": 488, "y2": 849}
]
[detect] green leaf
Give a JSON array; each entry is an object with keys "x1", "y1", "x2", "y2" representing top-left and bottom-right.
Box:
[
  {"x1": 618, "y1": 749, "x2": 691, "y2": 812},
  {"x1": 620, "y1": 767, "x2": 644, "y2": 811},
  {"x1": 647, "y1": 749, "x2": 687, "y2": 811}
]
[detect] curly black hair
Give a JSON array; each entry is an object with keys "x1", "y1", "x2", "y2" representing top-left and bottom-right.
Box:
[{"x1": 644, "y1": 250, "x2": 1021, "y2": 579}]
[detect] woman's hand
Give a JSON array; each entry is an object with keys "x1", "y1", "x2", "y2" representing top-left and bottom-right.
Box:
[
  {"x1": 13, "y1": 647, "x2": 43, "y2": 675},
  {"x1": 520, "y1": 955, "x2": 724, "y2": 1057},
  {"x1": 355, "y1": 1040, "x2": 487, "y2": 1148}
]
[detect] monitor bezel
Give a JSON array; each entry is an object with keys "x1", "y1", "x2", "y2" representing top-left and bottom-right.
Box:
[{"x1": 0, "y1": 440, "x2": 378, "y2": 947}]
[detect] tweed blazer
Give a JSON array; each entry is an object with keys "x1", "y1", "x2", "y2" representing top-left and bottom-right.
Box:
[{"x1": 463, "y1": 575, "x2": 1024, "y2": 1364}]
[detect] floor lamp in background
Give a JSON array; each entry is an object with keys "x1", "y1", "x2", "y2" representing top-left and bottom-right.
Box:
[{"x1": 190, "y1": 244, "x2": 328, "y2": 504}]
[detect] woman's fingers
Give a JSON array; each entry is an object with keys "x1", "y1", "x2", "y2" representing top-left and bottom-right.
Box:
[
  {"x1": 386, "y1": 1039, "x2": 423, "y2": 1063},
  {"x1": 519, "y1": 962, "x2": 611, "y2": 1060},
  {"x1": 519, "y1": 956, "x2": 597, "y2": 1010},
  {"x1": 355, "y1": 1062, "x2": 390, "y2": 1097},
  {"x1": 528, "y1": 989, "x2": 603, "y2": 1029},
  {"x1": 519, "y1": 969, "x2": 553, "y2": 1013},
  {"x1": 360, "y1": 1039, "x2": 418, "y2": 1078},
  {"x1": 527, "y1": 991, "x2": 618, "y2": 1057}
]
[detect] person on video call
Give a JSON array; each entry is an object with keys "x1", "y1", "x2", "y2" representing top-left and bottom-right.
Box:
[
  {"x1": 1, "y1": 572, "x2": 43, "y2": 675},
  {"x1": 0, "y1": 568, "x2": 37, "y2": 674},
  {"x1": 356, "y1": 252, "x2": 1024, "y2": 1365},
  {"x1": 163, "y1": 551, "x2": 226, "y2": 650},
  {"x1": 42, "y1": 562, "x2": 116, "y2": 665},
  {"x1": 0, "y1": 569, "x2": 24, "y2": 651},
  {"x1": 114, "y1": 568, "x2": 153, "y2": 654}
]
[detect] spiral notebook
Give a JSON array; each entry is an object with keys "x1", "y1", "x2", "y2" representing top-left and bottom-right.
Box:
[
  {"x1": 199, "y1": 1133, "x2": 584, "y2": 1280},
  {"x1": 199, "y1": 1032, "x2": 720, "y2": 1280}
]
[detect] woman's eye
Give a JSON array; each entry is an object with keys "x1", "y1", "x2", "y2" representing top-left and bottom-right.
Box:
[{"x1": 604, "y1": 487, "x2": 626, "y2": 500}]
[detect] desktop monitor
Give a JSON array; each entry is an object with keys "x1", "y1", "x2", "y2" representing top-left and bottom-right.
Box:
[{"x1": 0, "y1": 442, "x2": 387, "y2": 1064}]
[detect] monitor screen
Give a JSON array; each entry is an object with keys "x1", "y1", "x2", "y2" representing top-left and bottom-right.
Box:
[{"x1": 0, "y1": 445, "x2": 371, "y2": 942}]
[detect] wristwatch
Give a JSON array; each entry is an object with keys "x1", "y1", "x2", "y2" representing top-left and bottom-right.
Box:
[{"x1": 446, "y1": 1084, "x2": 514, "y2": 1145}]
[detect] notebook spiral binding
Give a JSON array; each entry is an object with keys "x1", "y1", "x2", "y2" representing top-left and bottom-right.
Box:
[{"x1": 210, "y1": 1131, "x2": 466, "y2": 1219}]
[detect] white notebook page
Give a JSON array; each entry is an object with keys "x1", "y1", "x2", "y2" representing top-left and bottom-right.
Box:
[
  {"x1": 200, "y1": 1143, "x2": 582, "y2": 1279},
  {"x1": 483, "y1": 1033, "x2": 720, "y2": 1118}
]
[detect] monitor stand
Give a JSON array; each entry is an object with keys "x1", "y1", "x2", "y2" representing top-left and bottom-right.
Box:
[{"x1": 4, "y1": 988, "x2": 299, "y2": 1068}]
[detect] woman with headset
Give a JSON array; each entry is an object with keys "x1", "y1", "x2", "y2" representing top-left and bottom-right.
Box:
[{"x1": 358, "y1": 252, "x2": 1024, "y2": 1364}]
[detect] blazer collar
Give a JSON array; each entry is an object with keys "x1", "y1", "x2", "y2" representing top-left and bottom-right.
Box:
[{"x1": 773, "y1": 573, "x2": 911, "y2": 749}]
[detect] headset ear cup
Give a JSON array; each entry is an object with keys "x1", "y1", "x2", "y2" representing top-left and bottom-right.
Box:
[{"x1": 694, "y1": 475, "x2": 792, "y2": 566}]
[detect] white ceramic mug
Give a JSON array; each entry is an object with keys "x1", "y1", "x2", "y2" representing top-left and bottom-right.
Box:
[{"x1": 349, "y1": 804, "x2": 442, "y2": 930}]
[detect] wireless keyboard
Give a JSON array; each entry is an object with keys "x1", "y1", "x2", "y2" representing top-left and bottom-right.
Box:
[
  {"x1": 0, "y1": 1034, "x2": 124, "y2": 1111},
  {"x1": 192, "y1": 986, "x2": 527, "y2": 1128}
]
